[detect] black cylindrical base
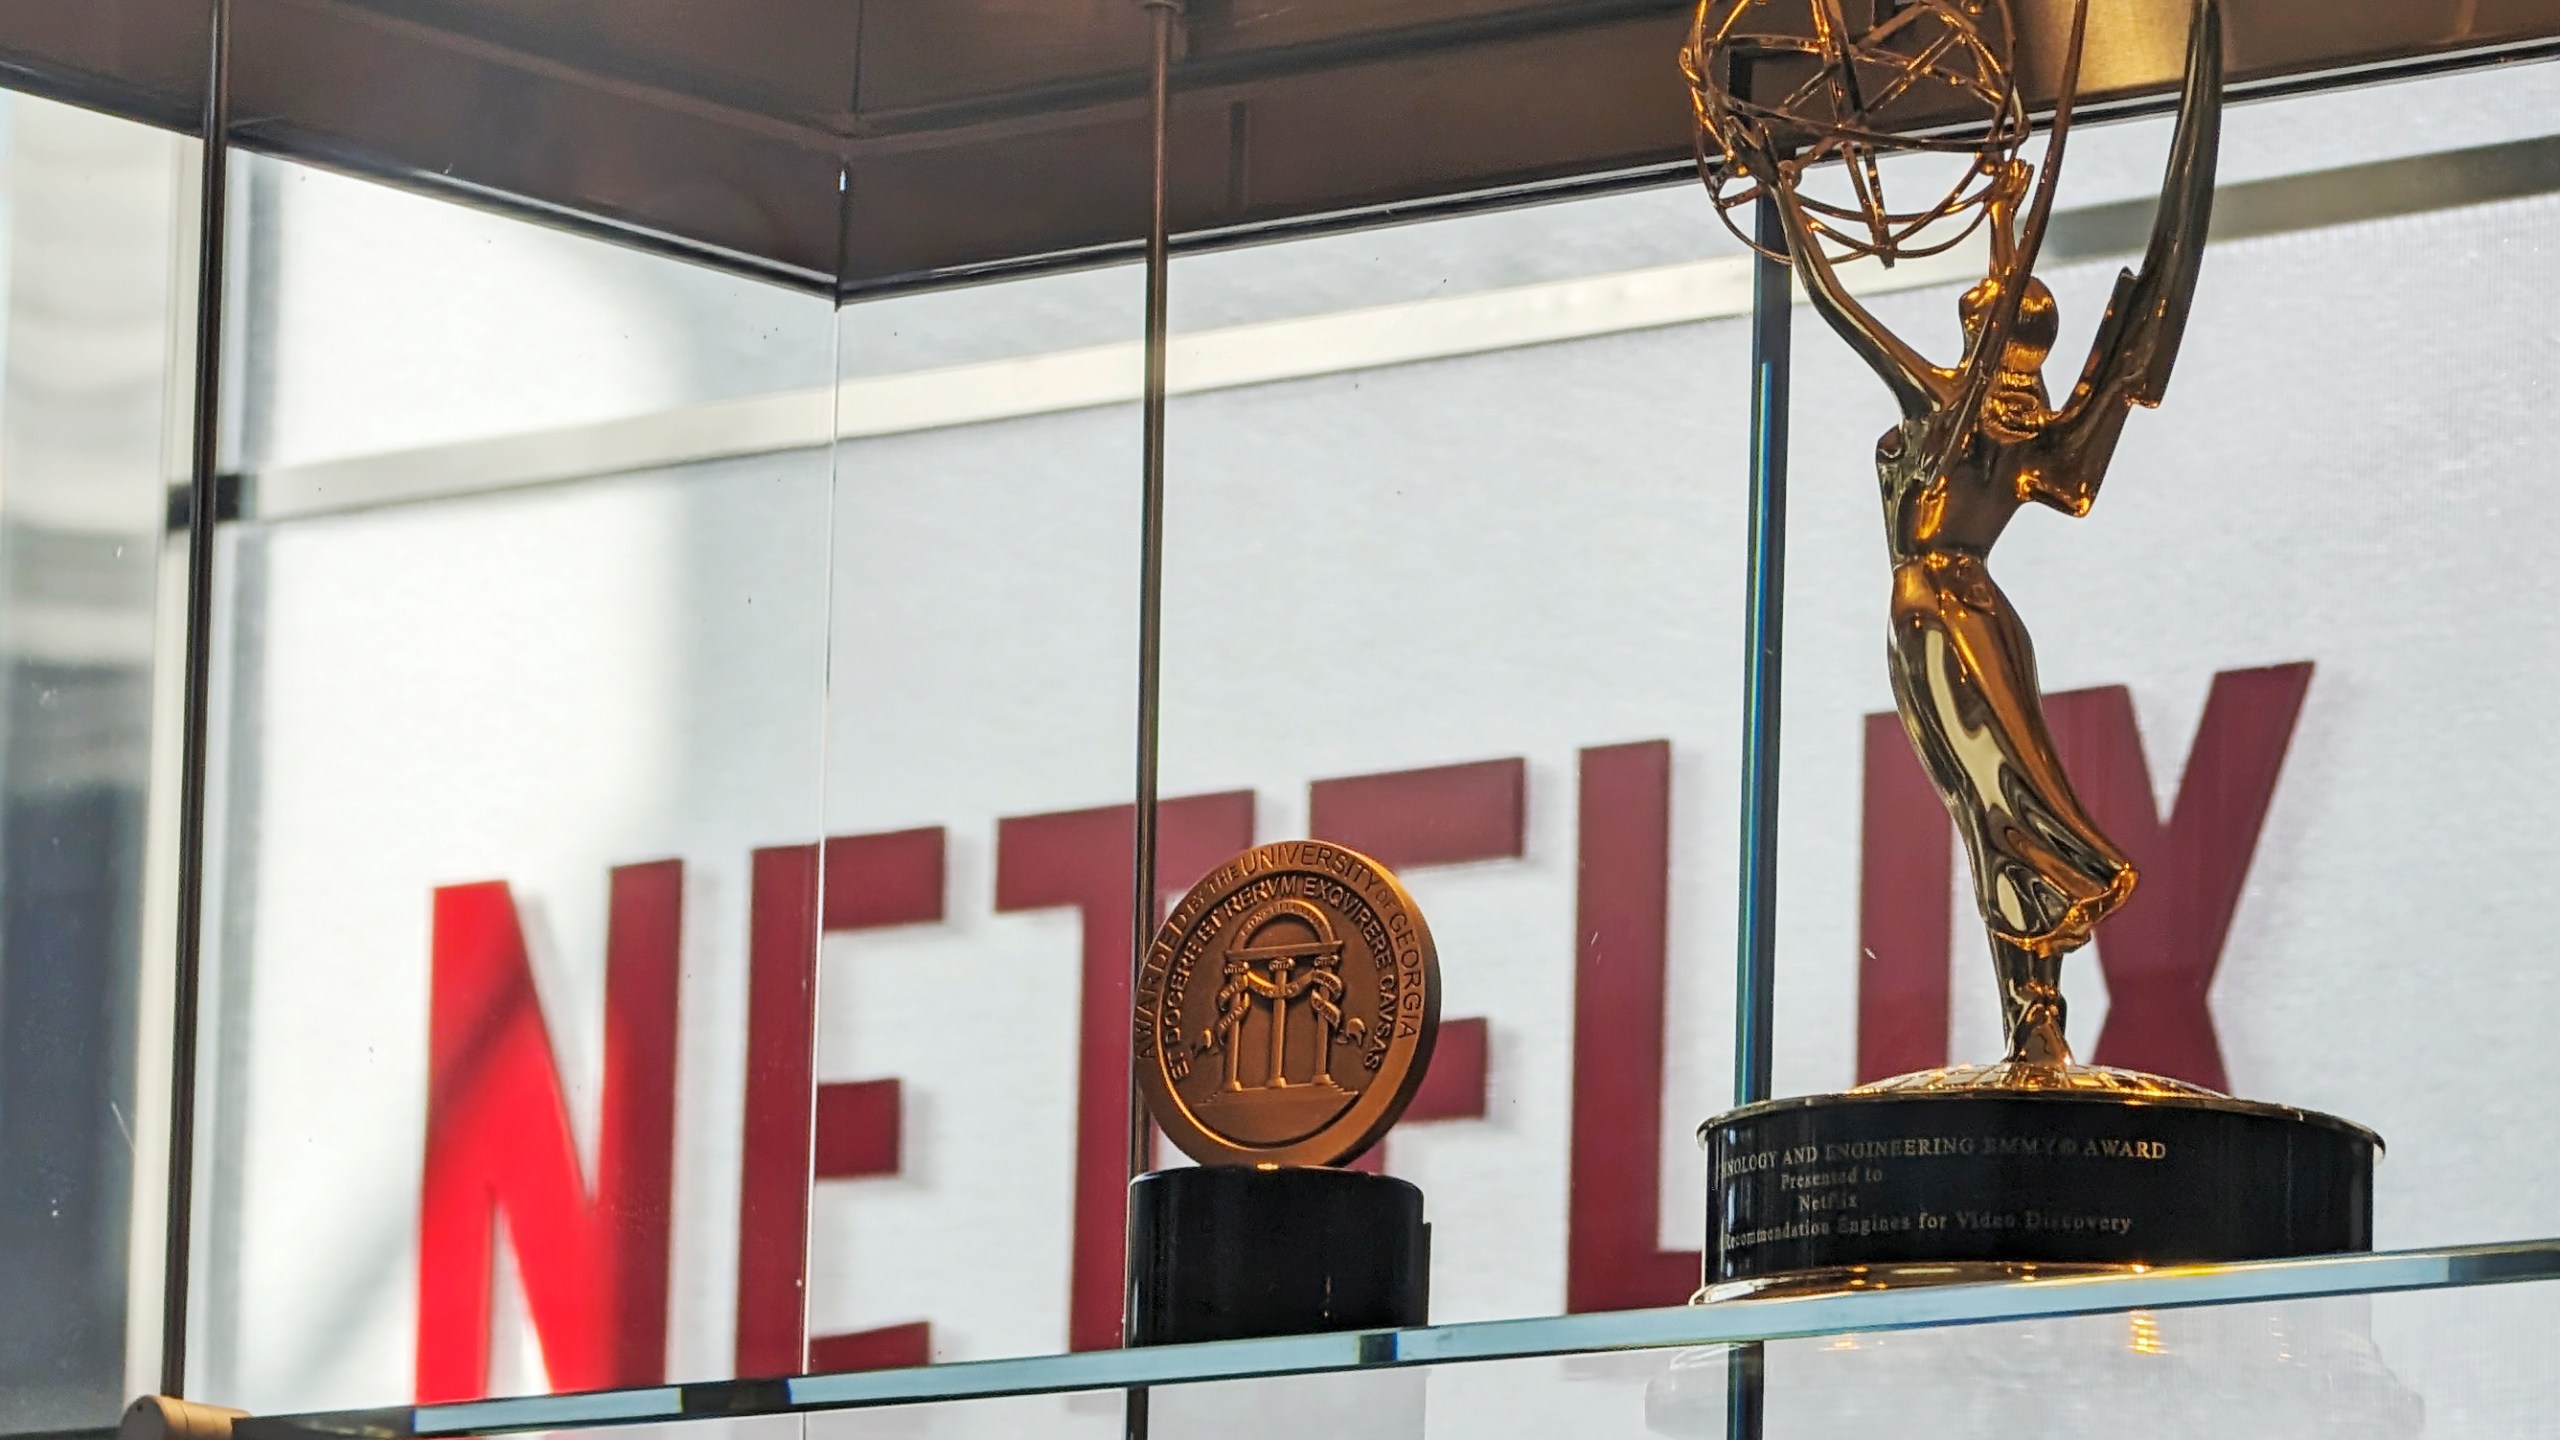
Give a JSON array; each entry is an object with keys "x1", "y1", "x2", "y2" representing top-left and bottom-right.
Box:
[
  {"x1": 1128, "y1": 1166, "x2": 1427, "y2": 1346},
  {"x1": 1701, "y1": 1089, "x2": 2378, "y2": 1290}
]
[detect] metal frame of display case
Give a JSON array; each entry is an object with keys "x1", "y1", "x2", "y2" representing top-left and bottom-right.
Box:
[{"x1": 5, "y1": 0, "x2": 2560, "y2": 1434}]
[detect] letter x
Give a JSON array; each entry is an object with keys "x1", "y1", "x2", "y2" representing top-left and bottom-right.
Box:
[{"x1": 1857, "y1": 662, "x2": 2315, "y2": 1092}]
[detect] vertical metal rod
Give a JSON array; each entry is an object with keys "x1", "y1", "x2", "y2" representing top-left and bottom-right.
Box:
[
  {"x1": 161, "y1": 0, "x2": 231, "y2": 1399},
  {"x1": 1730, "y1": 190, "x2": 1790, "y2": 1113},
  {"x1": 1127, "y1": 0, "x2": 1176, "y2": 1241},
  {"x1": 1724, "y1": 190, "x2": 1792, "y2": 1440},
  {"x1": 1724, "y1": 1335, "x2": 1767, "y2": 1440},
  {"x1": 1125, "y1": 11, "x2": 1179, "y2": 1438}
]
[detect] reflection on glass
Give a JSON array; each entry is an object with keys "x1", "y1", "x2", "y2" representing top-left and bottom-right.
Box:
[
  {"x1": 1645, "y1": 1299, "x2": 2418, "y2": 1440},
  {"x1": 1152, "y1": 1368, "x2": 1428, "y2": 1440},
  {"x1": 199, "y1": 157, "x2": 837, "y2": 1414},
  {"x1": 822, "y1": 263, "x2": 1144, "y2": 1365},
  {"x1": 0, "y1": 92, "x2": 194, "y2": 1432}
]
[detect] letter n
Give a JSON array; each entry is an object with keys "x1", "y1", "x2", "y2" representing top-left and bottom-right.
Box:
[{"x1": 416, "y1": 862, "x2": 681, "y2": 1401}]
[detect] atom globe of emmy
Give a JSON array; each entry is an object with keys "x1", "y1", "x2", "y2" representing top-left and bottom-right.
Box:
[{"x1": 1685, "y1": 0, "x2": 2379, "y2": 1296}]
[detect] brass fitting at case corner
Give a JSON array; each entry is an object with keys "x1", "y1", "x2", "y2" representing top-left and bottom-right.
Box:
[{"x1": 121, "y1": 1396, "x2": 249, "y2": 1440}]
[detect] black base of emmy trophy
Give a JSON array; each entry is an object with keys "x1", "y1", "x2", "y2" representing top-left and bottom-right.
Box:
[
  {"x1": 1700, "y1": 1087, "x2": 2378, "y2": 1297},
  {"x1": 1127, "y1": 1165, "x2": 1428, "y2": 1345}
]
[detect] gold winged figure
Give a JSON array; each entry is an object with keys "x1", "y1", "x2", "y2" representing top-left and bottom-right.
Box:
[{"x1": 1706, "y1": 0, "x2": 2226, "y2": 1082}]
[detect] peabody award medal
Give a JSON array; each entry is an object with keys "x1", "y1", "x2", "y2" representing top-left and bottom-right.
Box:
[
  {"x1": 1125, "y1": 840, "x2": 1441, "y2": 1346},
  {"x1": 1136, "y1": 840, "x2": 1439, "y2": 1169}
]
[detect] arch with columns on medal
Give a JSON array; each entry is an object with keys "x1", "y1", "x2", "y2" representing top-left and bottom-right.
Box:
[{"x1": 1171, "y1": 897, "x2": 1373, "y2": 1117}]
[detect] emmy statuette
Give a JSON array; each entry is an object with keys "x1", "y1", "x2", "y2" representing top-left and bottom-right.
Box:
[{"x1": 1684, "y1": 0, "x2": 2380, "y2": 1297}]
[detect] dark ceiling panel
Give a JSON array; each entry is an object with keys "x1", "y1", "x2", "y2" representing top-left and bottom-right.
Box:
[
  {"x1": 835, "y1": 0, "x2": 2560, "y2": 293},
  {"x1": 230, "y1": 0, "x2": 846, "y2": 287},
  {"x1": 1199, "y1": 0, "x2": 1606, "y2": 53},
  {"x1": 0, "y1": 0, "x2": 207, "y2": 130},
  {"x1": 845, "y1": 95, "x2": 1231, "y2": 284},
  {"x1": 1233, "y1": 16, "x2": 1695, "y2": 222},
  {"x1": 368, "y1": 0, "x2": 865, "y2": 125},
  {"x1": 855, "y1": 0, "x2": 1155, "y2": 115},
  {"x1": 1, "y1": 0, "x2": 2556, "y2": 296}
]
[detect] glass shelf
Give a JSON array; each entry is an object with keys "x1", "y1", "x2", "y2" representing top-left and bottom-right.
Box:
[{"x1": 235, "y1": 1237, "x2": 2560, "y2": 1438}]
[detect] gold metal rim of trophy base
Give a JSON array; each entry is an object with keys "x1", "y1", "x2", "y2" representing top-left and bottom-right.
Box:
[
  {"x1": 1694, "y1": 1259, "x2": 2176, "y2": 1304},
  {"x1": 1700, "y1": 1088, "x2": 2385, "y2": 1150}
]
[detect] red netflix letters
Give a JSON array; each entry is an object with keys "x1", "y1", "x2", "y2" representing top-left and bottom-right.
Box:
[
  {"x1": 1566, "y1": 742, "x2": 1703, "y2": 1312},
  {"x1": 416, "y1": 863, "x2": 680, "y2": 1400},
  {"x1": 1308, "y1": 758, "x2": 1518, "y2": 1174},
  {"x1": 734, "y1": 830, "x2": 946, "y2": 1378},
  {"x1": 1856, "y1": 663, "x2": 2314, "y2": 1088},
  {"x1": 416, "y1": 675, "x2": 2311, "y2": 1397},
  {"x1": 992, "y1": 794, "x2": 1255, "y2": 1354}
]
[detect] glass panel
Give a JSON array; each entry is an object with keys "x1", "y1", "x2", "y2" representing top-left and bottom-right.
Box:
[
  {"x1": 807, "y1": 1274, "x2": 2557, "y2": 1440},
  {"x1": 412, "y1": 1413, "x2": 805, "y2": 1440},
  {"x1": 1764, "y1": 56, "x2": 2560, "y2": 1243},
  {"x1": 179, "y1": 1241, "x2": 2544, "y2": 1434},
  {"x1": 0, "y1": 88, "x2": 200, "y2": 1432},
  {"x1": 819, "y1": 262, "x2": 1145, "y2": 1365},
  {"x1": 1144, "y1": 202, "x2": 1758, "y2": 1328},
  {"x1": 1160, "y1": 185, "x2": 1737, "y2": 329},
  {"x1": 777, "y1": 51, "x2": 2560, "y2": 1383},
  {"x1": 309, "y1": 1255, "x2": 2560, "y2": 1434},
  {"x1": 238, "y1": 156, "x2": 829, "y2": 512},
  {"x1": 196, "y1": 153, "x2": 839, "y2": 1414},
  {"x1": 2060, "y1": 50, "x2": 2560, "y2": 205},
  {"x1": 1133, "y1": 1351, "x2": 1656, "y2": 1440}
]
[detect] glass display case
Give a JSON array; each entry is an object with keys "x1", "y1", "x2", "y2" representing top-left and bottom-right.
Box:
[{"x1": 2, "y1": 1, "x2": 2560, "y2": 1436}]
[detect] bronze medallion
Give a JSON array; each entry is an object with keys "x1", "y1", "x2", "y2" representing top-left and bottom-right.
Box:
[{"x1": 1135, "y1": 841, "x2": 1439, "y2": 1168}]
